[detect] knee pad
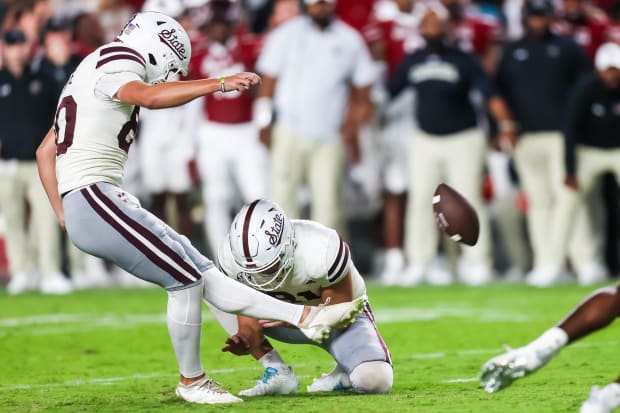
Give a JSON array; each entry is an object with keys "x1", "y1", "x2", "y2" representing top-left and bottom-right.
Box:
[{"x1": 349, "y1": 361, "x2": 393, "y2": 394}]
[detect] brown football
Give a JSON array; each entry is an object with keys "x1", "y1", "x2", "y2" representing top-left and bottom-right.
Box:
[{"x1": 432, "y1": 183, "x2": 480, "y2": 246}]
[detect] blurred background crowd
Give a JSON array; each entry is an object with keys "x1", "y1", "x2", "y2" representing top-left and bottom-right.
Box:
[{"x1": 1, "y1": 0, "x2": 619, "y2": 295}]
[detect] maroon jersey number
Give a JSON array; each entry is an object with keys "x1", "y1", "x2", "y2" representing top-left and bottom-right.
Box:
[
  {"x1": 54, "y1": 95, "x2": 140, "y2": 155},
  {"x1": 117, "y1": 106, "x2": 140, "y2": 154},
  {"x1": 54, "y1": 95, "x2": 77, "y2": 156}
]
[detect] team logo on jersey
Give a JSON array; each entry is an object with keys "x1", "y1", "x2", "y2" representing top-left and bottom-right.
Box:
[
  {"x1": 158, "y1": 29, "x2": 187, "y2": 60},
  {"x1": 264, "y1": 214, "x2": 284, "y2": 247},
  {"x1": 0, "y1": 83, "x2": 11, "y2": 97}
]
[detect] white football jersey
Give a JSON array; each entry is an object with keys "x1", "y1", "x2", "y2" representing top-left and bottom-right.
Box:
[
  {"x1": 55, "y1": 43, "x2": 147, "y2": 195},
  {"x1": 218, "y1": 220, "x2": 367, "y2": 305}
]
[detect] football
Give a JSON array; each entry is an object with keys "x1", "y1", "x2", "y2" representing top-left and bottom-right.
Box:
[{"x1": 432, "y1": 183, "x2": 480, "y2": 246}]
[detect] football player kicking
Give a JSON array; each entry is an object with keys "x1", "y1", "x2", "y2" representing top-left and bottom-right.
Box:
[
  {"x1": 36, "y1": 12, "x2": 364, "y2": 405},
  {"x1": 208, "y1": 199, "x2": 393, "y2": 396},
  {"x1": 480, "y1": 285, "x2": 620, "y2": 412}
]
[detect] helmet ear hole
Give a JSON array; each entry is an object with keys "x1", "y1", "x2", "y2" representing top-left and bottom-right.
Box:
[{"x1": 148, "y1": 53, "x2": 157, "y2": 66}]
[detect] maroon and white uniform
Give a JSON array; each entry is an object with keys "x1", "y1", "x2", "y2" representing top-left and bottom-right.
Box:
[
  {"x1": 451, "y1": 14, "x2": 500, "y2": 58},
  {"x1": 363, "y1": 5, "x2": 423, "y2": 76},
  {"x1": 188, "y1": 32, "x2": 269, "y2": 253},
  {"x1": 336, "y1": 0, "x2": 377, "y2": 33}
]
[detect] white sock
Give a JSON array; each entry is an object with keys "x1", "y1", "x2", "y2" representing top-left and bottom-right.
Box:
[
  {"x1": 167, "y1": 283, "x2": 204, "y2": 378},
  {"x1": 258, "y1": 349, "x2": 286, "y2": 369},
  {"x1": 202, "y1": 268, "x2": 304, "y2": 325},
  {"x1": 529, "y1": 327, "x2": 569, "y2": 355}
]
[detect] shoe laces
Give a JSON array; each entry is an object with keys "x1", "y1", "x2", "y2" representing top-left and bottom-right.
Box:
[{"x1": 198, "y1": 378, "x2": 228, "y2": 395}]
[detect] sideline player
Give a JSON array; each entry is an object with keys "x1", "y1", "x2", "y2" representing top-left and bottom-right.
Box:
[
  {"x1": 480, "y1": 285, "x2": 620, "y2": 412},
  {"x1": 209, "y1": 199, "x2": 393, "y2": 396},
  {"x1": 188, "y1": 1, "x2": 269, "y2": 254},
  {"x1": 35, "y1": 11, "x2": 364, "y2": 405},
  {"x1": 363, "y1": 0, "x2": 422, "y2": 285}
]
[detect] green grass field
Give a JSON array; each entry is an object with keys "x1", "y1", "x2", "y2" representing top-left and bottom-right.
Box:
[{"x1": 1, "y1": 283, "x2": 617, "y2": 412}]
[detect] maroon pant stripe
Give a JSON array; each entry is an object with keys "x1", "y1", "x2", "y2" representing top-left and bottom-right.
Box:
[
  {"x1": 81, "y1": 188, "x2": 197, "y2": 285},
  {"x1": 363, "y1": 301, "x2": 392, "y2": 365},
  {"x1": 90, "y1": 184, "x2": 202, "y2": 281}
]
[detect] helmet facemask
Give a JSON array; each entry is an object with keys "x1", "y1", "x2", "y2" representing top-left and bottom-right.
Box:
[
  {"x1": 240, "y1": 232, "x2": 296, "y2": 292},
  {"x1": 147, "y1": 55, "x2": 185, "y2": 84}
]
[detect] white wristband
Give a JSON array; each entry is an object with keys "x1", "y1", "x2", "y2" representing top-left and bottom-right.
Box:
[{"x1": 252, "y1": 96, "x2": 273, "y2": 129}]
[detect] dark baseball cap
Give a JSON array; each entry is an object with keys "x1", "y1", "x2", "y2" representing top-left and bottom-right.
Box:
[
  {"x1": 3, "y1": 28, "x2": 27, "y2": 45},
  {"x1": 523, "y1": 0, "x2": 554, "y2": 17},
  {"x1": 43, "y1": 16, "x2": 72, "y2": 34}
]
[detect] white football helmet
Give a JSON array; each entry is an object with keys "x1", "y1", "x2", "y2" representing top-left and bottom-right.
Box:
[
  {"x1": 117, "y1": 11, "x2": 191, "y2": 84},
  {"x1": 229, "y1": 199, "x2": 296, "y2": 291}
]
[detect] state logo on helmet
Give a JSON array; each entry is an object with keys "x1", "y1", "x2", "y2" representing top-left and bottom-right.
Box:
[
  {"x1": 117, "y1": 11, "x2": 191, "y2": 84},
  {"x1": 229, "y1": 199, "x2": 296, "y2": 291}
]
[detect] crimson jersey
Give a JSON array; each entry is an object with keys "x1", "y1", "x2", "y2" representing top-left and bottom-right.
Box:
[
  {"x1": 336, "y1": 0, "x2": 377, "y2": 32},
  {"x1": 552, "y1": 19, "x2": 608, "y2": 60},
  {"x1": 451, "y1": 16, "x2": 500, "y2": 57},
  {"x1": 363, "y1": 14, "x2": 422, "y2": 75},
  {"x1": 187, "y1": 32, "x2": 263, "y2": 124}
]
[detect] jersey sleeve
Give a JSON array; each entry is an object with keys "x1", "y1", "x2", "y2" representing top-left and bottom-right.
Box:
[
  {"x1": 93, "y1": 46, "x2": 148, "y2": 100},
  {"x1": 95, "y1": 72, "x2": 143, "y2": 100},
  {"x1": 324, "y1": 230, "x2": 351, "y2": 286}
]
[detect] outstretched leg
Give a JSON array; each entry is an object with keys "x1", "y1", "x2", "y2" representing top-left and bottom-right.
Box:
[
  {"x1": 481, "y1": 285, "x2": 620, "y2": 393},
  {"x1": 558, "y1": 285, "x2": 620, "y2": 341}
]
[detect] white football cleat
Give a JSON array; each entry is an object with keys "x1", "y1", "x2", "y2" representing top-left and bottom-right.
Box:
[
  {"x1": 299, "y1": 297, "x2": 365, "y2": 343},
  {"x1": 6, "y1": 272, "x2": 36, "y2": 295},
  {"x1": 427, "y1": 256, "x2": 454, "y2": 286},
  {"x1": 175, "y1": 377, "x2": 243, "y2": 404},
  {"x1": 379, "y1": 249, "x2": 405, "y2": 286},
  {"x1": 40, "y1": 273, "x2": 73, "y2": 295},
  {"x1": 576, "y1": 261, "x2": 609, "y2": 286},
  {"x1": 239, "y1": 366, "x2": 299, "y2": 397},
  {"x1": 525, "y1": 265, "x2": 565, "y2": 288},
  {"x1": 307, "y1": 366, "x2": 352, "y2": 392},
  {"x1": 400, "y1": 266, "x2": 425, "y2": 287},
  {"x1": 580, "y1": 384, "x2": 620, "y2": 413},
  {"x1": 480, "y1": 344, "x2": 555, "y2": 393}
]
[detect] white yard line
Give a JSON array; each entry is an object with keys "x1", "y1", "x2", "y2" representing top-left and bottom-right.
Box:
[
  {"x1": 0, "y1": 367, "x2": 264, "y2": 392},
  {"x1": 0, "y1": 306, "x2": 539, "y2": 338},
  {"x1": 443, "y1": 377, "x2": 479, "y2": 383},
  {"x1": 4, "y1": 339, "x2": 620, "y2": 391}
]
